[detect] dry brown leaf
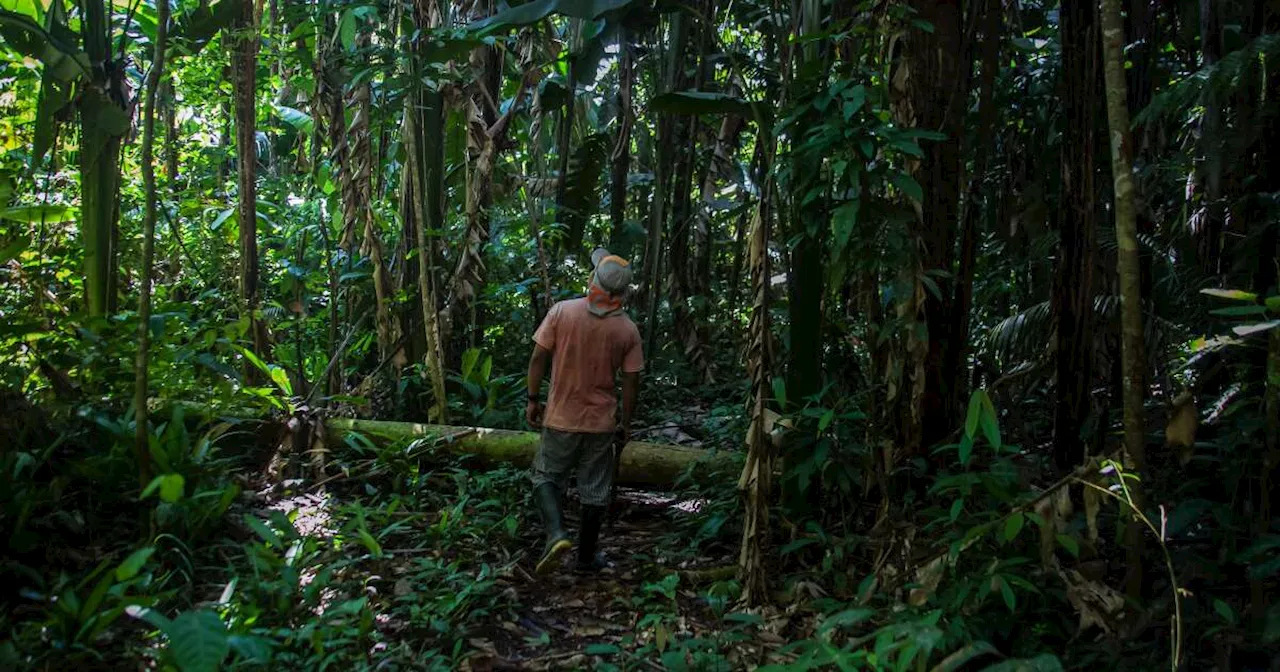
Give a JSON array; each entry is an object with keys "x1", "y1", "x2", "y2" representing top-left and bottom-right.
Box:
[{"x1": 1061, "y1": 568, "x2": 1125, "y2": 636}]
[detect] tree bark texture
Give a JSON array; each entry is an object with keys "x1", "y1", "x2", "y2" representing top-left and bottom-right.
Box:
[
  {"x1": 1052, "y1": 0, "x2": 1101, "y2": 471},
  {"x1": 233, "y1": 0, "x2": 265, "y2": 360},
  {"x1": 1100, "y1": 0, "x2": 1150, "y2": 598}
]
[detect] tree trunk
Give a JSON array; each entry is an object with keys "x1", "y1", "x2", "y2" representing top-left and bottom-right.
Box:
[
  {"x1": 232, "y1": 0, "x2": 265, "y2": 362},
  {"x1": 408, "y1": 0, "x2": 450, "y2": 422},
  {"x1": 903, "y1": 0, "x2": 965, "y2": 450},
  {"x1": 609, "y1": 29, "x2": 633, "y2": 255},
  {"x1": 1052, "y1": 0, "x2": 1101, "y2": 471},
  {"x1": 324, "y1": 419, "x2": 740, "y2": 488},
  {"x1": 1198, "y1": 0, "x2": 1225, "y2": 277},
  {"x1": 737, "y1": 148, "x2": 775, "y2": 605},
  {"x1": 1100, "y1": 0, "x2": 1150, "y2": 599},
  {"x1": 134, "y1": 0, "x2": 170, "y2": 486},
  {"x1": 946, "y1": 0, "x2": 1002, "y2": 417},
  {"x1": 80, "y1": 0, "x2": 127, "y2": 318}
]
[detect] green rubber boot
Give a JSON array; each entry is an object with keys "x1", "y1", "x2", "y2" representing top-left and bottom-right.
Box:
[
  {"x1": 575, "y1": 505, "x2": 609, "y2": 573},
  {"x1": 533, "y1": 482, "x2": 572, "y2": 574}
]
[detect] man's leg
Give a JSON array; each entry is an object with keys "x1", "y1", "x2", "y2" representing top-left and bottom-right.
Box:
[
  {"x1": 531, "y1": 429, "x2": 579, "y2": 573},
  {"x1": 574, "y1": 432, "x2": 616, "y2": 572}
]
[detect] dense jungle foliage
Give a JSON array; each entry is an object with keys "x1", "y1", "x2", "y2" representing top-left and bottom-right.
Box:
[{"x1": 1, "y1": 0, "x2": 1278, "y2": 669}]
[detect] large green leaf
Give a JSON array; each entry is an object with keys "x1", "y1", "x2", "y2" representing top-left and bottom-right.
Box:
[
  {"x1": 470, "y1": 0, "x2": 641, "y2": 35},
  {"x1": 0, "y1": 9, "x2": 88, "y2": 81},
  {"x1": 115, "y1": 546, "x2": 156, "y2": 581},
  {"x1": 164, "y1": 611, "x2": 230, "y2": 672},
  {"x1": 0, "y1": 204, "x2": 75, "y2": 223},
  {"x1": 650, "y1": 91, "x2": 755, "y2": 119},
  {"x1": 169, "y1": 0, "x2": 242, "y2": 57},
  {"x1": 560, "y1": 132, "x2": 610, "y2": 253}
]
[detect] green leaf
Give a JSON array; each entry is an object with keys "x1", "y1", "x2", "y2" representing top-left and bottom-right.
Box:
[
  {"x1": 0, "y1": 8, "x2": 88, "y2": 81},
  {"x1": 274, "y1": 105, "x2": 313, "y2": 135},
  {"x1": 0, "y1": 235, "x2": 31, "y2": 264},
  {"x1": 964, "y1": 391, "x2": 982, "y2": 438},
  {"x1": 997, "y1": 575, "x2": 1016, "y2": 611},
  {"x1": 244, "y1": 515, "x2": 283, "y2": 548},
  {"x1": 469, "y1": 0, "x2": 640, "y2": 34},
  {"x1": 650, "y1": 91, "x2": 756, "y2": 120},
  {"x1": 771, "y1": 377, "x2": 787, "y2": 409},
  {"x1": 978, "y1": 391, "x2": 1001, "y2": 449},
  {"x1": 585, "y1": 643, "x2": 620, "y2": 655},
  {"x1": 818, "y1": 409, "x2": 835, "y2": 432},
  {"x1": 830, "y1": 201, "x2": 858, "y2": 253},
  {"x1": 116, "y1": 547, "x2": 155, "y2": 581},
  {"x1": 169, "y1": 0, "x2": 242, "y2": 57},
  {"x1": 0, "y1": 204, "x2": 75, "y2": 223},
  {"x1": 958, "y1": 434, "x2": 974, "y2": 466},
  {"x1": 1055, "y1": 534, "x2": 1079, "y2": 557},
  {"x1": 1209, "y1": 305, "x2": 1268, "y2": 316},
  {"x1": 357, "y1": 528, "x2": 384, "y2": 558},
  {"x1": 1213, "y1": 598, "x2": 1237, "y2": 625},
  {"x1": 164, "y1": 611, "x2": 229, "y2": 672},
  {"x1": 338, "y1": 8, "x2": 357, "y2": 51},
  {"x1": 1266, "y1": 296, "x2": 1280, "y2": 313},
  {"x1": 1200, "y1": 288, "x2": 1258, "y2": 302},
  {"x1": 949, "y1": 498, "x2": 964, "y2": 522},
  {"x1": 461, "y1": 348, "x2": 481, "y2": 381},
  {"x1": 268, "y1": 366, "x2": 293, "y2": 396},
  {"x1": 159, "y1": 474, "x2": 185, "y2": 503},
  {"x1": 1003, "y1": 512, "x2": 1025, "y2": 542},
  {"x1": 890, "y1": 172, "x2": 924, "y2": 202}
]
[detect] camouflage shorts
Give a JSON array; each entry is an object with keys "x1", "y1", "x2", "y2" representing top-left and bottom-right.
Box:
[{"x1": 531, "y1": 428, "x2": 616, "y2": 506}]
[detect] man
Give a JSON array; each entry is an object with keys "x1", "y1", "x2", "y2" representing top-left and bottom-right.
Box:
[{"x1": 526, "y1": 248, "x2": 643, "y2": 574}]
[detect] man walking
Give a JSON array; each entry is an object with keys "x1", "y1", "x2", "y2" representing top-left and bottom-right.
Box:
[{"x1": 526, "y1": 249, "x2": 643, "y2": 574}]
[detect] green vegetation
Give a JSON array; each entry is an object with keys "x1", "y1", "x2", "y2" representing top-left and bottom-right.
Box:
[{"x1": 1, "y1": 0, "x2": 1279, "y2": 669}]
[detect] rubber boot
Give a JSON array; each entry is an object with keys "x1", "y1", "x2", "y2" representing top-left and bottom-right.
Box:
[
  {"x1": 533, "y1": 483, "x2": 571, "y2": 574},
  {"x1": 575, "y1": 505, "x2": 609, "y2": 573}
]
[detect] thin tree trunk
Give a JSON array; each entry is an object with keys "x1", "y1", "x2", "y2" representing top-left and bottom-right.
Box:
[
  {"x1": 1100, "y1": 0, "x2": 1150, "y2": 599},
  {"x1": 407, "y1": 0, "x2": 450, "y2": 421},
  {"x1": 232, "y1": 0, "x2": 265, "y2": 362},
  {"x1": 1052, "y1": 0, "x2": 1101, "y2": 471},
  {"x1": 946, "y1": 0, "x2": 1002, "y2": 412},
  {"x1": 134, "y1": 0, "x2": 170, "y2": 486},
  {"x1": 609, "y1": 29, "x2": 632, "y2": 254},
  {"x1": 1197, "y1": 0, "x2": 1225, "y2": 277}
]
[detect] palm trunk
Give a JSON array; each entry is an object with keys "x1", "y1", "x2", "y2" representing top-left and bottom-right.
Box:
[
  {"x1": 1100, "y1": 0, "x2": 1149, "y2": 599},
  {"x1": 134, "y1": 0, "x2": 170, "y2": 486}
]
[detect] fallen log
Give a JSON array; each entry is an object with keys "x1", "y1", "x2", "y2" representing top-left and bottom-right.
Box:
[{"x1": 324, "y1": 418, "x2": 741, "y2": 488}]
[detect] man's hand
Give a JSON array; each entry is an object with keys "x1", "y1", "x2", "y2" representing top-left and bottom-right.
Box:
[{"x1": 526, "y1": 400, "x2": 543, "y2": 428}]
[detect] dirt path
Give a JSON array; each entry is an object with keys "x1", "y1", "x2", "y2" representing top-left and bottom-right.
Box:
[{"x1": 466, "y1": 490, "x2": 756, "y2": 671}]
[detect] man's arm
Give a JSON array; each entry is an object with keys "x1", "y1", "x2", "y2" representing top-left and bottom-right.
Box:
[
  {"x1": 526, "y1": 344, "x2": 551, "y2": 427},
  {"x1": 619, "y1": 371, "x2": 639, "y2": 444}
]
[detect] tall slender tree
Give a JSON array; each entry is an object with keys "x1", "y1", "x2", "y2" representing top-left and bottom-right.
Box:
[
  {"x1": 232, "y1": 0, "x2": 265, "y2": 360},
  {"x1": 1100, "y1": 0, "x2": 1150, "y2": 598},
  {"x1": 133, "y1": 0, "x2": 170, "y2": 485}
]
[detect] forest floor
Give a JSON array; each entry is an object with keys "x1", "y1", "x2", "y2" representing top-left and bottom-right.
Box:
[{"x1": 242, "y1": 468, "x2": 789, "y2": 671}]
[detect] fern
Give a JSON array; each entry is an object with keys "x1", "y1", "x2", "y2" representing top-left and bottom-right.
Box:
[{"x1": 1136, "y1": 34, "x2": 1280, "y2": 126}]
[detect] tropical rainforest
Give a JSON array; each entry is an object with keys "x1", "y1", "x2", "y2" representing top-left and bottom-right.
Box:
[{"x1": 0, "y1": 0, "x2": 1278, "y2": 669}]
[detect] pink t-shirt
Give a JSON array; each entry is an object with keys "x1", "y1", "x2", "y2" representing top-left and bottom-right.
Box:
[{"x1": 533, "y1": 298, "x2": 644, "y2": 433}]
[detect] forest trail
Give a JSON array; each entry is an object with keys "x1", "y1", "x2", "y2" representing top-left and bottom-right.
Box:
[
  {"x1": 469, "y1": 490, "x2": 761, "y2": 671},
  {"x1": 253, "y1": 476, "x2": 770, "y2": 671}
]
